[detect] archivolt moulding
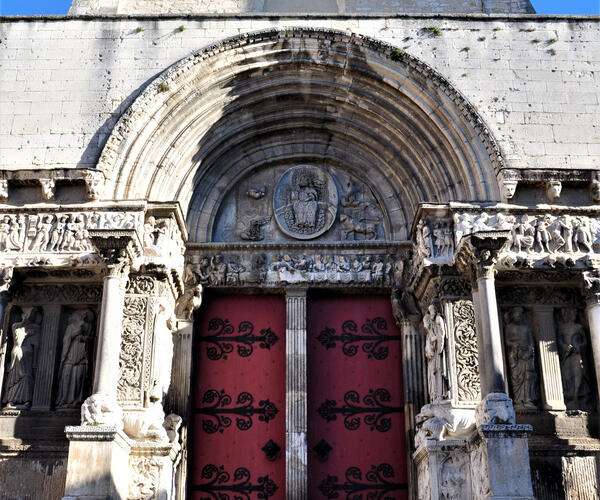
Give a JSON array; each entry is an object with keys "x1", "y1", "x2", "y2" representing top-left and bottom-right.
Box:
[{"x1": 96, "y1": 28, "x2": 503, "y2": 242}]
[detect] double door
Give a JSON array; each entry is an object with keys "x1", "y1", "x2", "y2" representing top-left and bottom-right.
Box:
[{"x1": 189, "y1": 294, "x2": 407, "y2": 499}]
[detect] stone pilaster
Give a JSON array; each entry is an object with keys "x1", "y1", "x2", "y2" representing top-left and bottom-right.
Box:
[
  {"x1": 582, "y1": 269, "x2": 600, "y2": 407},
  {"x1": 286, "y1": 288, "x2": 307, "y2": 499},
  {"x1": 31, "y1": 304, "x2": 61, "y2": 410}
]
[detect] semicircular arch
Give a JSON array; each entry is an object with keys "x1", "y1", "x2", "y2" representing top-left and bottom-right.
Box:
[{"x1": 97, "y1": 28, "x2": 503, "y2": 242}]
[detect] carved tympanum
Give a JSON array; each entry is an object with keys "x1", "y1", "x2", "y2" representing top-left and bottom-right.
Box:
[
  {"x1": 2, "y1": 306, "x2": 43, "y2": 409},
  {"x1": 55, "y1": 309, "x2": 96, "y2": 409},
  {"x1": 503, "y1": 307, "x2": 538, "y2": 410}
]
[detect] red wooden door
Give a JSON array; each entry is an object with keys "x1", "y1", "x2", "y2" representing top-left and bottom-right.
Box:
[
  {"x1": 307, "y1": 295, "x2": 408, "y2": 499},
  {"x1": 190, "y1": 295, "x2": 286, "y2": 500}
]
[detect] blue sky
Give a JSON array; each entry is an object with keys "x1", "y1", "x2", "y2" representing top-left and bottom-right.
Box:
[{"x1": 0, "y1": 0, "x2": 598, "y2": 15}]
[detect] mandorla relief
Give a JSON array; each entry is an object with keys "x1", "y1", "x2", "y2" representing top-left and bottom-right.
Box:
[
  {"x1": 2, "y1": 306, "x2": 43, "y2": 409},
  {"x1": 454, "y1": 211, "x2": 599, "y2": 268},
  {"x1": 503, "y1": 307, "x2": 539, "y2": 410},
  {"x1": 212, "y1": 165, "x2": 384, "y2": 242},
  {"x1": 55, "y1": 309, "x2": 96, "y2": 409}
]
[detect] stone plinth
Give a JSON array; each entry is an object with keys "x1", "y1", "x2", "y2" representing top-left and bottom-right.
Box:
[{"x1": 63, "y1": 425, "x2": 131, "y2": 500}]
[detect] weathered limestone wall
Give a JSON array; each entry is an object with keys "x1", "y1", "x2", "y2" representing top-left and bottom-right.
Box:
[
  {"x1": 0, "y1": 452, "x2": 68, "y2": 500},
  {"x1": 68, "y1": 0, "x2": 535, "y2": 15},
  {"x1": 0, "y1": 15, "x2": 598, "y2": 174}
]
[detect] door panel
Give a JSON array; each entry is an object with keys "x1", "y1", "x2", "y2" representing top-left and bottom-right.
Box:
[
  {"x1": 307, "y1": 295, "x2": 408, "y2": 499},
  {"x1": 190, "y1": 295, "x2": 286, "y2": 500}
]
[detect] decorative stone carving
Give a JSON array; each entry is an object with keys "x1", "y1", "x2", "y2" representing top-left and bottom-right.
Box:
[
  {"x1": 416, "y1": 218, "x2": 454, "y2": 264},
  {"x1": 2, "y1": 306, "x2": 43, "y2": 409},
  {"x1": 163, "y1": 413, "x2": 182, "y2": 443},
  {"x1": 11, "y1": 283, "x2": 103, "y2": 304},
  {"x1": 123, "y1": 402, "x2": 169, "y2": 442},
  {"x1": 129, "y1": 456, "x2": 161, "y2": 500},
  {"x1": 546, "y1": 180, "x2": 562, "y2": 202},
  {"x1": 451, "y1": 300, "x2": 481, "y2": 403},
  {"x1": 556, "y1": 308, "x2": 593, "y2": 410},
  {"x1": 55, "y1": 309, "x2": 96, "y2": 409},
  {"x1": 246, "y1": 185, "x2": 266, "y2": 200},
  {"x1": 501, "y1": 179, "x2": 518, "y2": 201},
  {"x1": 591, "y1": 172, "x2": 600, "y2": 203},
  {"x1": 273, "y1": 165, "x2": 338, "y2": 240},
  {"x1": 415, "y1": 404, "x2": 476, "y2": 448},
  {"x1": 423, "y1": 304, "x2": 448, "y2": 402},
  {"x1": 191, "y1": 251, "x2": 397, "y2": 287},
  {"x1": 118, "y1": 296, "x2": 147, "y2": 404},
  {"x1": 81, "y1": 392, "x2": 124, "y2": 429},
  {"x1": 475, "y1": 393, "x2": 516, "y2": 426},
  {"x1": 339, "y1": 214, "x2": 379, "y2": 240},
  {"x1": 0, "y1": 180, "x2": 8, "y2": 202},
  {"x1": 39, "y1": 178, "x2": 56, "y2": 201},
  {"x1": 503, "y1": 307, "x2": 539, "y2": 410},
  {"x1": 240, "y1": 216, "x2": 271, "y2": 241},
  {"x1": 470, "y1": 442, "x2": 490, "y2": 499},
  {"x1": 175, "y1": 265, "x2": 203, "y2": 320},
  {"x1": 440, "y1": 452, "x2": 469, "y2": 499}
]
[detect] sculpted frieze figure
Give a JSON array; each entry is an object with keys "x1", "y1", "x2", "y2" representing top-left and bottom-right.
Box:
[
  {"x1": 556, "y1": 308, "x2": 593, "y2": 410},
  {"x1": 273, "y1": 166, "x2": 338, "y2": 240},
  {"x1": 55, "y1": 309, "x2": 96, "y2": 409},
  {"x1": 2, "y1": 307, "x2": 43, "y2": 409},
  {"x1": 415, "y1": 219, "x2": 453, "y2": 264},
  {"x1": 423, "y1": 304, "x2": 448, "y2": 402},
  {"x1": 503, "y1": 307, "x2": 538, "y2": 410},
  {"x1": 240, "y1": 216, "x2": 271, "y2": 241}
]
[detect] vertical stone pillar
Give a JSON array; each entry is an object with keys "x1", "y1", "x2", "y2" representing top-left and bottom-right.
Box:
[
  {"x1": 0, "y1": 268, "x2": 13, "y2": 395},
  {"x1": 63, "y1": 231, "x2": 139, "y2": 500},
  {"x1": 582, "y1": 270, "x2": 600, "y2": 406},
  {"x1": 533, "y1": 307, "x2": 566, "y2": 411},
  {"x1": 286, "y1": 288, "x2": 307, "y2": 500}
]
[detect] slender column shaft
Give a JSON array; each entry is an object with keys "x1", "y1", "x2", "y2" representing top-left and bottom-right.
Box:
[
  {"x1": 476, "y1": 275, "x2": 506, "y2": 395},
  {"x1": 92, "y1": 272, "x2": 127, "y2": 396},
  {"x1": 286, "y1": 289, "x2": 307, "y2": 500},
  {"x1": 584, "y1": 299, "x2": 600, "y2": 405}
]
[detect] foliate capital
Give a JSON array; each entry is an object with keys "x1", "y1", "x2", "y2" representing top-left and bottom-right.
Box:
[{"x1": 460, "y1": 231, "x2": 510, "y2": 280}]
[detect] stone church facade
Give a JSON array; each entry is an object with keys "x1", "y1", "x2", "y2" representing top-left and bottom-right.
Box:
[{"x1": 0, "y1": 1, "x2": 599, "y2": 499}]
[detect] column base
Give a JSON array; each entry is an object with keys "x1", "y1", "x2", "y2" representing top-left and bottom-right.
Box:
[{"x1": 62, "y1": 425, "x2": 131, "y2": 500}]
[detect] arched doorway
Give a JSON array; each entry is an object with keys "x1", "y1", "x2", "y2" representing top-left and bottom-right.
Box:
[{"x1": 95, "y1": 27, "x2": 503, "y2": 498}]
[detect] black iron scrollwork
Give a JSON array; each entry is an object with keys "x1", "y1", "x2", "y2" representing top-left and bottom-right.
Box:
[
  {"x1": 196, "y1": 389, "x2": 279, "y2": 434},
  {"x1": 317, "y1": 388, "x2": 403, "y2": 432},
  {"x1": 193, "y1": 464, "x2": 278, "y2": 500},
  {"x1": 318, "y1": 463, "x2": 407, "y2": 500},
  {"x1": 317, "y1": 318, "x2": 401, "y2": 360},
  {"x1": 199, "y1": 318, "x2": 279, "y2": 360}
]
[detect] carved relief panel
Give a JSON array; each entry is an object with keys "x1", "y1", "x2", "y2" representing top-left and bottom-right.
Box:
[
  {"x1": 0, "y1": 282, "x2": 101, "y2": 412},
  {"x1": 212, "y1": 165, "x2": 387, "y2": 242},
  {"x1": 497, "y1": 286, "x2": 596, "y2": 412}
]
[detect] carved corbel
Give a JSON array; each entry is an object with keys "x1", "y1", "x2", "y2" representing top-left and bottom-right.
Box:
[
  {"x1": 498, "y1": 169, "x2": 519, "y2": 202},
  {"x1": 546, "y1": 180, "x2": 562, "y2": 202},
  {"x1": 0, "y1": 180, "x2": 7, "y2": 202},
  {"x1": 591, "y1": 171, "x2": 600, "y2": 203},
  {"x1": 39, "y1": 178, "x2": 56, "y2": 201},
  {"x1": 84, "y1": 171, "x2": 105, "y2": 201}
]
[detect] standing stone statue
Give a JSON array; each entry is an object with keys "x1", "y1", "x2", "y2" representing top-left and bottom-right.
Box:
[
  {"x1": 2, "y1": 307, "x2": 43, "y2": 409},
  {"x1": 503, "y1": 307, "x2": 538, "y2": 410},
  {"x1": 55, "y1": 309, "x2": 95, "y2": 409},
  {"x1": 423, "y1": 304, "x2": 447, "y2": 402},
  {"x1": 556, "y1": 308, "x2": 592, "y2": 410}
]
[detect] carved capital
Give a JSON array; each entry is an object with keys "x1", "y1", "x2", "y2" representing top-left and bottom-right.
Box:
[
  {"x1": 459, "y1": 231, "x2": 510, "y2": 280},
  {"x1": 0, "y1": 267, "x2": 13, "y2": 294},
  {"x1": 582, "y1": 269, "x2": 600, "y2": 304},
  {"x1": 88, "y1": 229, "x2": 140, "y2": 279}
]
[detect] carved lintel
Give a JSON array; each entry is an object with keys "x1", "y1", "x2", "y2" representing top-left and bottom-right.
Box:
[
  {"x1": 546, "y1": 180, "x2": 562, "y2": 202},
  {"x1": 0, "y1": 180, "x2": 8, "y2": 202},
  {"x1": 582, "y1": 269, "x2": 600, "y2": 304},
  {"x1": 39, "y1": 178, "x2": 56, "y2": 200}
]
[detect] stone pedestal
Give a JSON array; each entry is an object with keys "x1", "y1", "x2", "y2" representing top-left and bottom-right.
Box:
[
  {"x1": 471, "y1": 424, "x2": 535, "y2": 500},
  {"x1": 63, "y1": 426, "x2": 131, "y2": 500}
]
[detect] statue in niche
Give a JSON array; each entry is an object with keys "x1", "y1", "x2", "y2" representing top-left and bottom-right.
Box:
[
  {"x1": 2, "y1": 307, "x2": 43, "y2": 409},
  {"x1": 423, "y1": 304, "x2": 447, "y2": 402},
  {"x1": 503, "y1": 307, "x2": 538, "y2": 410},
  {"x1": 556, "y1": 308, "x2": 593, "y2": 410},
  {"x1": 55, "y1": 309, "x2": 96, "y2": 409}
]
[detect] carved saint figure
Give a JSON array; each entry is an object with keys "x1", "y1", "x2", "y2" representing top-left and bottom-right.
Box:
[
  {"x1": 29, "y1": 215, "x2": 54, "y2": 252},
  {"x1": 423, "y1": 304, "x2": 447, "y2": 402},
  {"x1": 55, "y1": 309, "x2": 95, "y2": 409},
  {"x1": 573, "y1": 217, "x2": 593, "y2": 253},
  {"x1": 503, "y1": 307, "x2": 538, "y2": 410},
  {"x1": 291, "y1": 174, "x2": 318, "y2": 229},
  {"x1": 0, "y1": 215, "x2": 12, "y2": 251},
  {"x1": 2, "y1": 307, "x2": 43, "y2": 409},
  {"x1": 557, "y1": 309, "x2": 592, "y2": 410}
]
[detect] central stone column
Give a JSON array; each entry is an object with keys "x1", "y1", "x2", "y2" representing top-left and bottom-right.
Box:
[{"x1": 285, "y1": 288, "x2": 307, "y2": 499}]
